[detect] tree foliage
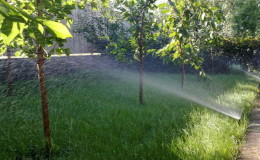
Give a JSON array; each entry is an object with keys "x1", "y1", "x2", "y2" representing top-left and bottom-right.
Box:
[
  {"x1": 73, "y1": 5, "x2": 127, "y2": 51},
  {"x1": 0, "y1": 0, "x2": 78, "y2": 56},
  {"x1": 220, "y1": 36, "x2": 260, "y2": 70},
  {"x1": 0, "y1": 0, "x2": 109, "y2": 156},
  {"x1": 107, "y1": 0, "x2": 158, "y2": 60},
  {"x1": 157, "y1": 0, "x2": 223, "y2": 69},
  {"x1": 232, "y1": 0, "x2": 260, "y2": 37},
  {"x1": 107, "y1": 0, "x2": 158, "y2": 104},
  {"x1": 155, "y1": 0, "x2": 223, "y2": 87}
]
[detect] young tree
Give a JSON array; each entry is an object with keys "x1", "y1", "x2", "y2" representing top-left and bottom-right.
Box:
[
  {"x1": 157, "y1": 0, "x2": 222, "y2": 87},
  {"x1": 0, "y1": 0, "x2": 72, "y2": 156},
  {"x1": 0, "y1": 0, "x2": 105, "y2": 156},
  {"x1": 109, "y1": 0, "x2": 157, "y2": 105}
]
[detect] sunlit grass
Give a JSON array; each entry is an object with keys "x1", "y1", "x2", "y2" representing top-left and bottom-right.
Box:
[{"x1": 0, "y1": 70, "x2": 257, "y2": 159}]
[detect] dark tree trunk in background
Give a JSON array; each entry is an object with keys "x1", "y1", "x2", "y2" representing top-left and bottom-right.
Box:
[
  {"x1": 37, "y1": 46, "x2": 51, "y2": 157},
  {"x1": 211, "y1": 47, "x2": 214, "y2": 73},
  {"x1": 6, "y1": 49, "x2": 13, "y2": 96},
  {"x1": 179, "y1": 42, "x2": 185, "y2": 89},
  {"x1": 181, "y1": 63, "x2": 185, "y2": 89},
  {"x1": 139, "y1": 52, "x2": 144, "y2": 105},
  {"x1": 138, "y1": 11, "x2": 145, "y2": 105}
]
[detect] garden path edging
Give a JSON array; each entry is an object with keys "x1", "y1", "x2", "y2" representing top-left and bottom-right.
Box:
[{"x1": 238, "y1": 98, "x2": 260, "y2": 160}]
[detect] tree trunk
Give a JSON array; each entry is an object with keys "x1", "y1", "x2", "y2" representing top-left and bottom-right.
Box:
[
  {"x1": 37, "y1": 46, "x2": 51, "y2": 157},
  {"x1": 210, "y1": 47, "x2": 214, "y2": 73},
  {"x1": 179, "y1": 42, "x2": 185, "y2": 89},
  {"x1": 6, "y1": 49, "x2": 13, "y2": 96},
  {"x1": 181, "y1": 63, "x2": 185, "y2": 89},
  {"x1": 36, "y1": 0, "x2": 51, "y2": 157},
  {"x1": 138, "y1": 11, "x2": 145, "y2": 105},
  {"x1": 139, "y1": 52, "x2": 144, "y2": 105}
]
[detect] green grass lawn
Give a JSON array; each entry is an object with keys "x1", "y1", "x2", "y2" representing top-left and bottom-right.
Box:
[{"x1": 0, "y1": 70, "x2": 258, "y2": 160}]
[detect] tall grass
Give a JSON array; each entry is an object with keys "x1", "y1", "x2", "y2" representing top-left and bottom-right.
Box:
[{"x1": 0, "y1": 70, "x2": 257, "y2": 159}]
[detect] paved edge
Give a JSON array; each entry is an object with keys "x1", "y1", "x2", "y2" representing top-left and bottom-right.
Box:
[{"x1": 237, "y1": 97, "x2": 260, "y2": 160}]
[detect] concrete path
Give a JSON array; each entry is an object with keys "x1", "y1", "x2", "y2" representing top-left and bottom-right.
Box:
[{"x1": 238, "y1": 99, "x2": 260, "y2": 160}]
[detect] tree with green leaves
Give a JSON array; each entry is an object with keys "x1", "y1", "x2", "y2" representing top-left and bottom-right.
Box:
[
  {"x1": 0, "y1": 0, "x2": 73, "y2": 156},
  {"x1": 157, "y1": 0, "x2": 222, "y2": 88},
  {"x1": 232, "y1": 0, "x2": 260, "y2": 37},
  {"x1": 0, "y1": 0, "x2": 105, "y2": 156},
  {"x1": 72, "y1": 5, "x2": 128, "y2": 51},
  {"x1": 220, "y1": 37, "x2": 260, "y2": 71},
  {"x1": 109, "y1": 0, "x2": 158, "y2": 105}
]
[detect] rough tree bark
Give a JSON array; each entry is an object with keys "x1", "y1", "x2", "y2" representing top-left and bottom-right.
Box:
[
  {"x1": 6, "y1": 49, "x2": 13, "y2": 96},
  {"x1": 138, "y1": 11, "x2": 145, "y2": 105},
  {"x1": 37, "y1": 46, "x2": 51, "y2": 157}
]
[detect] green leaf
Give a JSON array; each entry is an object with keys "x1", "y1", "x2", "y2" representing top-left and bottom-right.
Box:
[
  {"x1": 91, "y1": 1, "x2": 97, "y2": 9},
  {"x1": 169, "y1": 32, "x2": 176, "y2": 37},
  {"x1": 8, "y1": 15, "x2": 26, "y2": 23},
  {"x1": 38, "y1": 24, "x2": 44, "y2": 34},
  {"x1": 1, "y1": 18, "x2": 12, "y2": 35},
  {"x1": 0, "y1": 13, "x2": 4, "y2": 22},
  {"x1": 0, "y1": 0, "x2": 34, "y2": 23},
  {"x1": 27, "y1": 24, "x2": 46, "y2": 46},
  {"x1": 0, "y1": 43, "x2": 7, "y2": 55},
  {"x1": 64, "y1": 48, "x2": 70, "y2": 56},
  {"x1": 55, "y1": 0, "x2": 62, "y2": 5},
  {"x1": 211, "y1": 7, "x2": 218, "y2": 11},
  {"x1": 66, "y1": 18, "x2": 73, "y2": 28},
  {"x1": 18, "y1": 22, "x2": 26, "y2": 38},
  {"x1": 157, "y1": 3, "x2": 168, "y2": 9},
  {"x1": 1, "y1": 19, "x2": 19, "y2": 44},
  {"x1": 55, "y1": 48, "x2": 64, "y2": 55},
  {"x1": 161, "y1": 9, "x2": 171, "y2": 14},
  {"x1": 173, "y1": 50, "x2": 181, "y2": 59},
  {"x1": 14, "y1": 50, "x2": 22, "y2": 56},
  {"x1": 147, "y1": 49, "x2": 156, "y2": 54},
  {"x1": 0, "y1": 3, "x2": 9, "y2": 16},
  {"x1": 43, "y1": 20, "x2": 72, "y2": 39},
  {"x1": 42, "y1": 0, "x2": 52, "y2": 9}
]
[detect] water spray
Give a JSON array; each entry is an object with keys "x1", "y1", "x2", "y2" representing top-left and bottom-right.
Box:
[
  {"x1": 232, "y1": 65, "x2": 260, "y2": 81},
  {"x1": 232, "y1": 65, "x2": 260, "y2": 111},
  {"x1": 143, "y1": 78, "x2": 243, "y2": 120},
  {"x1": 112, "y1": 71, "x2": 244, "y2": 120}
]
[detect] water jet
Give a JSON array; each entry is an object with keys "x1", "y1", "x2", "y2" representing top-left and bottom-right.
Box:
[{"x1": 111, "y1": 71, "x2": 243, "y2": 120}]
